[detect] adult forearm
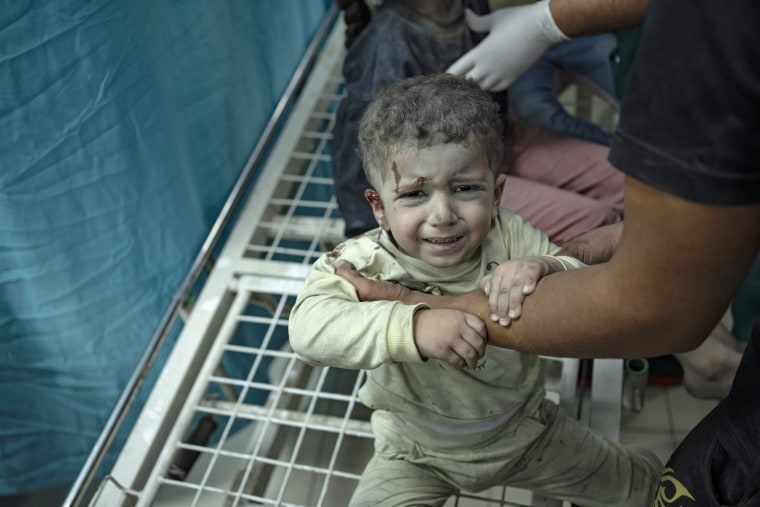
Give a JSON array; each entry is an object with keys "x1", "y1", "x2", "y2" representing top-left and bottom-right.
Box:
[
  {"x1": 550, "y1": 0, "x2": 648, "y2": 37},
  {"x1": 413, "y1": 178, "x2": 760, "y2": 359},
  {"x1": 401, "y1": 271, "x2": 643, "y2": 358}
]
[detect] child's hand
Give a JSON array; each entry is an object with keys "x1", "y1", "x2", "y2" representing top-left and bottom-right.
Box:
[
  {"x1": 413, "y1": 309, "x2": 487, "y2": 370},
  {"x1": 480, "y1": 256, "x2": 564, "y2": 326}
]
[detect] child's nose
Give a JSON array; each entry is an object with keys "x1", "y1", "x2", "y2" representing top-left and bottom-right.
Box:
[{"x1": 429, "y1": 194, "x2": 456, "y2": 225}]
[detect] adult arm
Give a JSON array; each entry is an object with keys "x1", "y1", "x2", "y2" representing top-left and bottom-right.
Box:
[
  {"x1": 447, "y1": 0, "x2": 647, "y2": 91},
  {"x1": 549, "y1": 0, "x2": 647, "y2": 37},
  {"x1": 338, "y1": 177, "x2": 760, "y2": 359}
]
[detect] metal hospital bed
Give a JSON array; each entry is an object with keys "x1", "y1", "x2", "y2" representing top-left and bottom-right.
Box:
[{"x1": 70, "y1": 9, "x2": 624, "y2": 507}]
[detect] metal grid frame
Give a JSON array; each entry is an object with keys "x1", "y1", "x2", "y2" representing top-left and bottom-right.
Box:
[{"x1": 86, "y1": 15, "x2": 622, "y2": 507}]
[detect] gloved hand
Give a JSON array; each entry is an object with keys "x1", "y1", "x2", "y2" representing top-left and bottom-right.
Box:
[{"x1": 447, "y1": 0, "x2": 568, "y2": 91}]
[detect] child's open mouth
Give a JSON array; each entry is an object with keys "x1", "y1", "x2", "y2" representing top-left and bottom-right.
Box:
[{"x1": 424, "y1": 236, "x2": 463, "y2": 247}]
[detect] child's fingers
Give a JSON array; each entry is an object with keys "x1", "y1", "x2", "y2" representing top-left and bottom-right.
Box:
[
  {"x1": 508, "y1": 284, "x2": 525, "y2": 319},
  {"x1": 489, "y1": 272, "x2": 526, "y2": 325},
  {"x1": 488, "y1": 277, "x2": 510, "y2": 325},
  {"x1": 479, "y1": 274, "x2": 493, "y2": 295},
  {"x1": 522, "y1": 278, "x2": 538, "y2": 295}
]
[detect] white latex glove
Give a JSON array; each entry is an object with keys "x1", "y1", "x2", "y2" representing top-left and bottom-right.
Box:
[{"x1": 447, "y1": 0, "x2": 569, "y2": 91}]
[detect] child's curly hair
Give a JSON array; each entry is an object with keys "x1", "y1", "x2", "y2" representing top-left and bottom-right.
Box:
[{"x1": 358, "y1": 73, "x2": 504, "y2": 188}]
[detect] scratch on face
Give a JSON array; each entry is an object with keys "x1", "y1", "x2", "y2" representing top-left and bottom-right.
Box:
[{"x1": 392, "y1": 161, "x2": 400, "y2": 192}]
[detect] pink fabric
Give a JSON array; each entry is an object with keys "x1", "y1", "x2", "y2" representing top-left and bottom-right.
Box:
[{"x1": 500, "y1": 125, "x2": 624, "y2": 244}]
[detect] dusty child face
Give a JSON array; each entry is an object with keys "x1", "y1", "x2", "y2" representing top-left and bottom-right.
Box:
[{"x1": 367, "y1": 143, "x2": 505, "y2": 268}]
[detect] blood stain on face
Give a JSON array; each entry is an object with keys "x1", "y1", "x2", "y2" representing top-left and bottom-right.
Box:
[{"x1": 392, "y1": 161, "x2": 400, "y2": 192}]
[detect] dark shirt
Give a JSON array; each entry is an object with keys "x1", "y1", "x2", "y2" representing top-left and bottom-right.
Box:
[
  {"x1": 609, "y1": 0, "x2": 760, "y2": 205},
  {"x1": 609, "y1": 1, "x2": 760, "y2": 504}
]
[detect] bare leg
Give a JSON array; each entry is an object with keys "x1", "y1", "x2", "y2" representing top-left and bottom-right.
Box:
[{"x1": 676, "y1": 321, "x2": 744, "y2": 400}]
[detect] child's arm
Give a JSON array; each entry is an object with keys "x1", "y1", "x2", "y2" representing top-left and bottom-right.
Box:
[
  {"x1": 289, "y1": 258, "x2": 486, "y2": 370},
  {"x1": 480, "y1": 255, "x2": 582, "y2": 326},
  {"x1": 289, "y1": 267, "x2": 422, "y2": 370}
]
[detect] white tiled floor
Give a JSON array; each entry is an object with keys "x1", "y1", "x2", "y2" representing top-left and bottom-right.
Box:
[{"x1": 619, "y1": 383, "x2": 718, "y2": 466}]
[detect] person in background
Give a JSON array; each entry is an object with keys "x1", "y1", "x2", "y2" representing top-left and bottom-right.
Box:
[
  {"x1": 336, "y1": 0, "x2": 371, "y2": 49},
  {"x1": 508, "y1": 33, "x2": 619, "y2": 146},
  {"x1": 290, "y1": 73, "x2": 661, "y2": 506},
  {"x1": 338, "y1": 0, "x2": 760, "y2": 504},
  {"x1": 332, "y1": 0, "x2": 474, "y2": 238},
  {"x1": 332, "y1": 0, "x2": 623, "y2": 243}
]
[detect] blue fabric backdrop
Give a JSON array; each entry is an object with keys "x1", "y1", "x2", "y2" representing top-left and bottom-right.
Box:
[{"x1": 0, "y1": 0, "x2": 332, "y2": 494}]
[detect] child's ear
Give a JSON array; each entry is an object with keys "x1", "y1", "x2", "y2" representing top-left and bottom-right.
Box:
[
  {"x1": 492, "y1": 174, "x2": 507, "y2": 218},
  {"x1": 365, "y1": 189, "x2": 389, "y2": 230}
]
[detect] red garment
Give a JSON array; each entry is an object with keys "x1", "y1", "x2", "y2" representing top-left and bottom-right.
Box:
[{"x1": 501, "y1": 124, "x2": 623, "y2": 244}]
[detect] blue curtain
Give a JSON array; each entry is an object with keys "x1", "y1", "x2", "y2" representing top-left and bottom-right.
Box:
[{"x1": 0, "y1": 0, "x2": 332, "y2": 494}]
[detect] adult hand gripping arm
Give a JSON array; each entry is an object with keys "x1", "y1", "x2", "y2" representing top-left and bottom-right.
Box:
[{"x1": 335, "y1": 179, "x2": 760, "y2": 359}]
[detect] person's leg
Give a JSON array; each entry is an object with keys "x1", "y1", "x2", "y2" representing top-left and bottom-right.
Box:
[
  {"x1": 349, "y1": 453, "x2": 455, "y2": 507},
  {"x1": 352, "y1": 399, "x2": 549, "y2": 503},
  {"x1": 500, "y1": 399, "x2": 662, "y2": 506},
  {"x1": 676, "y1": 316, "x2": 745, "y2": 400},
  {"x1": 509, "y1": 60, "x2": 614, "y2": 146},
  {"x1": 508, "y1": 50, "x2": 565, "y2": 135},
  {"x1": 349, "y1": 411, "x2": 458, "y2": 506},
  {"x1": 509, "y1": 36, "x2": 618, "y2": 146},
  {"x1": 548, "y1": 34, "x2": 618, "y2": 100},
  {"x1": 509, "y1": 125, "x2": 625, "y2": 217},
  {"x1": 500, "y1": 175, "x2": 620, "y2": 244}
]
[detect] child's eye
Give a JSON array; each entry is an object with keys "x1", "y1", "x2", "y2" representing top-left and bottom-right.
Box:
[
  {"x1": 455, "y1": 184, "x2": 484, "y2": 193},
  {"x1": 399, "y1": 190, "x2": 425, "y2": 199}
]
